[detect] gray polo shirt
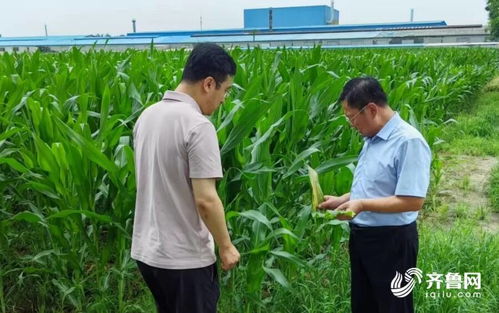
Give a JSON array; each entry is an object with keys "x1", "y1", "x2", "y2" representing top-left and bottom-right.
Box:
[{"x1": 131, "y1": 91, "x2": 223, "y2": 269}]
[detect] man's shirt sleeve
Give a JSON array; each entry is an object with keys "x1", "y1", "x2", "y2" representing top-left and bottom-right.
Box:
[
  {"x1": 186, "y1": 122, "x2": 223, "y2": 179},
  {"x1": 394, "y1": 137, "x2": 432, "y2": 198}
]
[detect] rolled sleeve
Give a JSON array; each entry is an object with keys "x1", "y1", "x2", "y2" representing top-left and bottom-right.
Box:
[
  {"x1": 394, "y1": 138, "x2": 431, "y2": 198},
  {"x1": 186, "y1": 122, "x2": 223, "y2": 179}
]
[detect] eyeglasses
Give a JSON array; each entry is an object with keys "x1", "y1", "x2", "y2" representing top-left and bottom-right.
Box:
[{"x1": 344, "y1": 104, "x2": 368, "y2": 125}]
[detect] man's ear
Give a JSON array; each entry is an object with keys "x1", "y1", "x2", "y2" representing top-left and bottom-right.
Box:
[
  {"x1": 202, "y1": 76, "x2": 216, "y2": 92},
  {"x1": 367, "y1": 102, "x2": 378, "y2": 116}
]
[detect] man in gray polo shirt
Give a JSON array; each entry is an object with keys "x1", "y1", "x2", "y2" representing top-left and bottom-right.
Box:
[
  {"x1": 319, "y1": 77, "x2": 431, "y2": 313},
  {"x1": 131, "y1": 43, "x2": 240, "y2": 313}
]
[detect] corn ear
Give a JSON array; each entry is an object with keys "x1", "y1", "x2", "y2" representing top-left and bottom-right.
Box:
[
  {"x1": 325, "y1": 210, "x2": 356, "y2": 219},
  {"x1": 308, "y1": 165, "x2": 324, "y2": 211}
]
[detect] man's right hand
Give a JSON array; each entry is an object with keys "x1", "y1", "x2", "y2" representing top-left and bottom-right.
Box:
[
  {"x1": 220, "y1": 243, "x2": 240, "y2": 271},
  {"x1": 318, "y1": 195, "x2": 346, "y2": 210}
]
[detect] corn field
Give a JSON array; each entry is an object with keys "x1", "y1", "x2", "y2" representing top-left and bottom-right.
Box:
[{"x1": 0, "y1": 47, "x2": 498, "y2": 312}]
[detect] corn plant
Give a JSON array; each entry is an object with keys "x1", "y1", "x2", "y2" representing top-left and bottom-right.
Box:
[{"x1": 0, "y1": 46, "x2": 497, "y2": 312}]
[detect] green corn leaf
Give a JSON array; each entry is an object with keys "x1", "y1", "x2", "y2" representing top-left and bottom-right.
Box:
[
  {"x1": 263, "y1": 266, "x2": 290, "y2": 289},
  {"x1": 238, "y1": 210, "x2": 273, "y2": 230}
]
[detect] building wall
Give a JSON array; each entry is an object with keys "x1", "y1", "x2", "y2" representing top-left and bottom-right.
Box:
[
  {"x1": 244, "y1": 6, "x2": 332, "y2": 28},
  {"x1": 331, "y1": 9, "x2": 340, "y2": 25},
  {"x1": 0, "y1": 25, "x2": 490, "y2": 51}
]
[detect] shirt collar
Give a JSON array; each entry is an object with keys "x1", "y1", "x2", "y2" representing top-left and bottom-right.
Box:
[
  {"x1": 373, "y1": 112, "x2": 401, "y2": 141},
  {"x1": 162, "y1": 90, "x2": 202, "y2": 114}
]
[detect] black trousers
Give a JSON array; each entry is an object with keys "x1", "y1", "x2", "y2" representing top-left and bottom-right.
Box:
[
  {"x1": 137, "y1": 261, "x2": 220, "y2": 313},
  {"x1": 349, "y1": 222, "x2": 418, "y2": 313}
]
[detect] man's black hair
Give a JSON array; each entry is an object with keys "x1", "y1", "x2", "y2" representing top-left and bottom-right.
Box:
[
  {"x1": 339, "y1": 77, "x2": 387, "y2": 110},
  {"x1": 181, "y1": 43, "x2": 236, "y2": 88}
]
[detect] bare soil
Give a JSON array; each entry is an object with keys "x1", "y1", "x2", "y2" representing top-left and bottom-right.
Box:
[{"x1": 435, "y1": 154, "x2": 498, "y2": 233}]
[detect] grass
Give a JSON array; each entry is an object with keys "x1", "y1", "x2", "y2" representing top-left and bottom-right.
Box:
[
  {"x1": 439, "y1": 91, "x2": 499, "y2": 157},
  {"x1": 474, "y1": 205, "x2": 489, "y2": 221},
  {"x1": 436, "y1": 204, "x2": 450, "y2": 221},
  {"x1": 214, "y1": 218, "x2": 499, "y2": 313},
  {"x1": 453, "y1": 202, "x2": 471, "y2": 219},
  {"x1": 483, "y1": 76, "x2": 499, "y2": 92},
  {"x1": 433, "y1": 79, "x2": 499, "y2": 216},
  {"x1": 488, "y1": 165, "x2": 499, "y2": 213},
  {"x1": 458, "y1": 175, "x2": 472, "y2": 192},
  {"x1": 415, "y1": 219, "x2": 499, "y2": 313},
  {"x1": 409, "y1": 80, "x2": 499, "y2": 312}
]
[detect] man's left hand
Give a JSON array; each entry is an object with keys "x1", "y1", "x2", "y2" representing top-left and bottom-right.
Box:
[{"x1": 334, "y1": 199, "x2": 364, "y2": 220}]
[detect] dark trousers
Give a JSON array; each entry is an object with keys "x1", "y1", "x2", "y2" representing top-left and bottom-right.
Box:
[
  {"x1": 137, "y1": 261, "x2": 220, "y2": 313},
  {"x1": 349, "y1": 222, "x2": 418, "y2": 313}
]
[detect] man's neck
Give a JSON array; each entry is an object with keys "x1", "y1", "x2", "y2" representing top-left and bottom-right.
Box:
[
  {"x1": 372, "y1": 106, "x2": 395, "y2": 135},
  {"x1": 175, "y1": 82, "x2": 202, "y2": 105}
]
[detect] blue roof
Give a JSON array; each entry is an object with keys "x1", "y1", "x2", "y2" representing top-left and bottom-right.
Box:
[
  {"x1": 0, "y1": 21, "x2": 449, "y2": 48},
  {"x1": 126, "y1": 21, "x2": 447, "y2": 37},
  {"x1": 132, "y1": 21, "x2": 447, "y2": 36},
  {"x1": 244, "y1": 5, "x2": 331, "y2": 11}
]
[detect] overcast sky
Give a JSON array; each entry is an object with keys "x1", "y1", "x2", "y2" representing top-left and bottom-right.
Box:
[{"x1": 0, "y1": 0, "x2": 489, "y2": 37}]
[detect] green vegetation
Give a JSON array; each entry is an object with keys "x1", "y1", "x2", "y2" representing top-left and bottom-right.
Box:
[
  {"x1": 483, "y1": 76, "x2": 499, "y2": 92},
  {"x1": 487, "y1": 0, "x2": 499, "y2": 40},
  {"x1": 489, "y1": 165, "x2": 499, "y2": 212},
  {"x1": 415, "y1": 219, "x2": 499, "y2": 313},
  {"x1": 439, "y1": 90, "x2": 499, "y2": 157},
  {"x1": 0, "y1": 47, "x2": 498, "y2": 312}
]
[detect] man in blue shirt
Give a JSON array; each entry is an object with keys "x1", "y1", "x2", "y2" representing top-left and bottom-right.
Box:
[{"x1": 319, "y1": 77, "x2": 431, "y2": 313}]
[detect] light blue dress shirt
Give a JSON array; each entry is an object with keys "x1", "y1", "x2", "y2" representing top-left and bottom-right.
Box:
[{"x1": 350, "y1": 112, "x2": 431, "y2": 227}]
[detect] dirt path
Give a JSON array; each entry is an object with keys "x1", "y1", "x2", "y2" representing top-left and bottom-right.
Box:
[{"x1": 436, "y1": 154, "x2": 498, "y2": 233}]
